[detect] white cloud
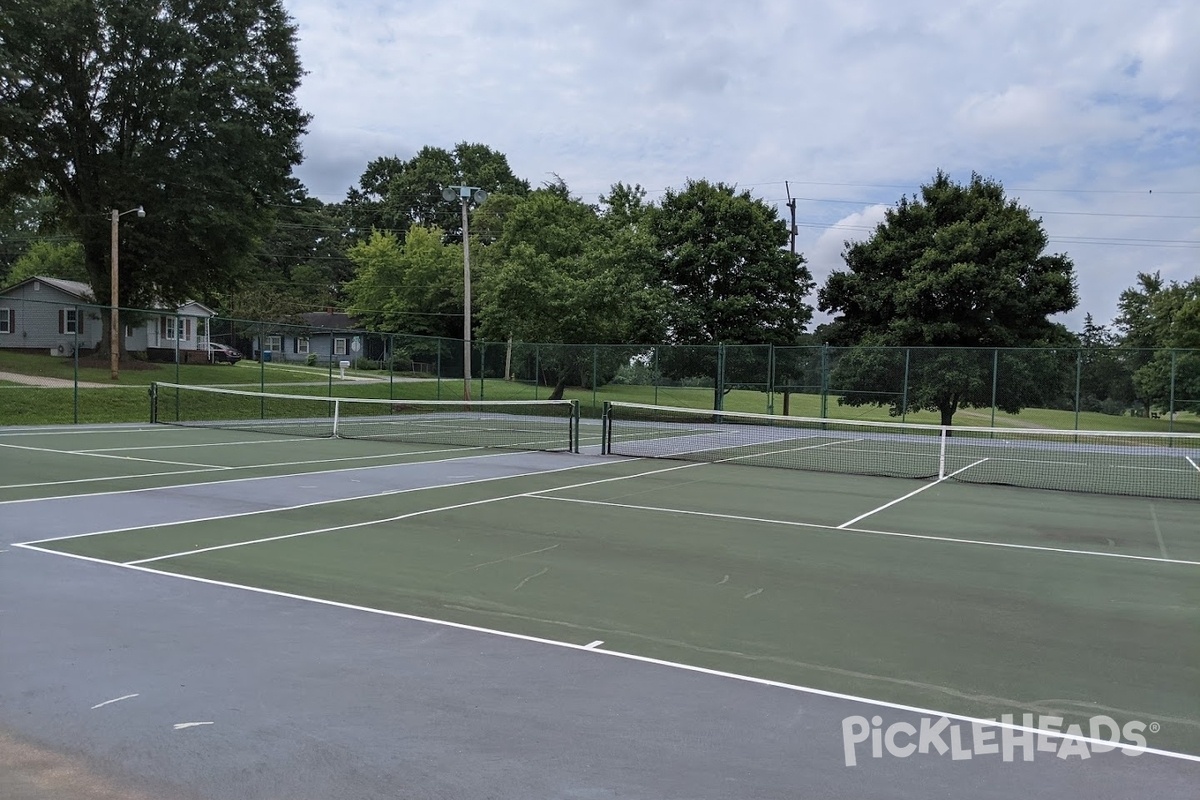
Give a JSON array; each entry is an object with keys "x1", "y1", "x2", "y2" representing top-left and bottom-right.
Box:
[{"x1": 283, "y1": 0, "x2": 1200, "y2": 329}]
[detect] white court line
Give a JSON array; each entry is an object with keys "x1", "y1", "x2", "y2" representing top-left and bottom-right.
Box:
[
  {"x1": 0, "y1": 441, "x2": 229, "y2": 470},
  {"x1": 1188, "y1": 456, "x2": 1200, "y2": 473},
  {"x1": 837, "y1": 459, "x2": 989, "y2": 529},
  {"x1": 10, "y1": 545, "x2": 1198, "y2": 764},
  {"x1": 118, "y1": 459, "x2": 685, "y2": 565},
  {"x1": 0, "y1": 426, "x2": 165, "y2": 437},
  {"x1": 0, "y1": 444, "x2": 500, "y2": 496},
  {"x1": 173, "y1": 722, "x2": 213, "y2": 730},
  {"x1": 530, "y1": 495, "x2": 1200, "y2": 568},
  {"x1": 91, "y1": 693, "x2": 139, "y2": 709},
  {"x1": 17, "y1": 455, "x2": 631, "y2": 547},
  {"x1": 74, "y1": 438, "x2": 315, "y2": 453}
]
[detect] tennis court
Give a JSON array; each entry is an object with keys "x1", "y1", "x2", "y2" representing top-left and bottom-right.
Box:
[{"x1": 2, "y1": 393, "x2": 1198, "y2": 799}]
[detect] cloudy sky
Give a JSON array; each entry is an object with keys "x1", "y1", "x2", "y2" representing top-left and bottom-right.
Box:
[{"x1": 284, "y1": 0, "x2": 1198, "y2": 330}]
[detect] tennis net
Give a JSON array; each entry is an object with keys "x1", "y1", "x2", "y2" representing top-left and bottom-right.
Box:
[
  {"x1": 602, "y1": 401, "x2": 1200, "y2": 500},
  {"x1": 151, "y1": 383, "x2": 579, "y2": 452}
]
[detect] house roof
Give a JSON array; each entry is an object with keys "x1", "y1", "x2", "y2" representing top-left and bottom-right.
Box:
[
  {"x1": 300, "y1": 311, "x2": 359, "y2": 329},
  {"x1": 0, "y1": 275, "x2": 96, "y2": 301}
]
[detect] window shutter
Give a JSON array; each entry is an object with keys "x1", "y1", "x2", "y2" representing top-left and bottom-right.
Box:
[
  {"x1": 185, "y1": 318, "x2": 192, "y2": 341},
  {"x1": 58, "y1": 309, "x2": 65, "y2": 334},
  {"x1": 160, "y1": 317, "x2": 167, "y2": 339}
]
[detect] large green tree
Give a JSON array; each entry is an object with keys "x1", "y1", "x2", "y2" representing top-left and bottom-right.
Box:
[
  {"x1": 344, "y1": 143, "x2": 529, "y2": 242},
  {"x1": 476, "y1": 182, "x2": 669, "y2": 396},
  {"x1": 3, "y1": 240, "x2": 87, "y2": 287},
  {"x1": 647, "y1": 179, "x2": 813, "y2": 346},
  {"x1": 1115, "y1": 272, "x2": 1200, "y2": 416},
  {"x1": 0, "y1": 0, "x2": 308, "y2": 351},
  {"x1": 819, "y1": 171, "x2": 1078, "y2": 426},
  {"x1": 343, "y1": 227, "x2": 464, "y2": 340}
]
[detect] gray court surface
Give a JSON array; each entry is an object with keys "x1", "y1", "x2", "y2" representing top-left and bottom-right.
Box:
[{"x1": 2, "y1": 451, "x2": 1198, "y2": 799}]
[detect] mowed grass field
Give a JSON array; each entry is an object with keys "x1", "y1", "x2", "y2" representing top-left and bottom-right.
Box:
[{"x1": 1, "y1": 350, "x2": 1198, "y2": 433}]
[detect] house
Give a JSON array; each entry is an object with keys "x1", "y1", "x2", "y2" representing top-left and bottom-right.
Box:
[
  {"x1": 0, "y1": 275, "x2": 216, "y2": 361},
  {"x1": 252, "y1": 311, "x2": 389, "y2": 364},
  {"x1": 0, "y1": 276, "x2": 104, "y2": 355}
]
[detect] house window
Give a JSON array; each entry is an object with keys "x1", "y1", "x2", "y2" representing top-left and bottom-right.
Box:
[
  {"x1": 125, "y1": 324, "x2": 134, "y2": 337},
  {"x1": 266, "y1": 334, "x2": 282, "y2": 352},
  {"x1": 58, "y1": 309, "x2": 77, "y2": 334},
  {"x1": 0, "y1": 308, "x2": 12, "y2": 334},
  {"x1": 180, "y1": 318, "x2": 192, "y2": 342},
  {"x1": 163, "y1": 317, "x2": 177, "y2": 340},
  {"x1": 294, "y1": 337, "x2": 310, "y2": 355},
  {"x1": 333, "y1": 338, "x2": 347, "y2": 356}
]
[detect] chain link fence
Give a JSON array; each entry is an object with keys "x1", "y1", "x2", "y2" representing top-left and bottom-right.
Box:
[{"x1": 1, "y1": 295, "x2": 1198, "y2": 431}]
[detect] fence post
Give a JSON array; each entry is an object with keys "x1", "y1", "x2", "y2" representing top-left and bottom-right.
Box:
[
  {"x1": 901, "y1": 348, "x2": 910, "y2": 423},
  {"x1": 767, "y1": 345, "x2": 775, "y2": 414},
  {"x1": 989, "y1": 349, "x2": 998, "y2": 428},
  {"x1": 653, "y1": 346, "x2": 659, "y2": 406},
  {"x1": 714, "y1": 343, "x2": 726, "y2": 412},
  {"x1": 592, "y1": 346, "x2": 598, "y2": 415},
  {"x1": 73, "y1": 305, "x2": 80, "y2": 424},
  {"x1": 1080, "y1": 350, "x2": 1089, "y2": 431},
  {"x1": 1169, "y1": 349, "x2": 1177, "y2": 433},
  {"x1": 174, "y1": 312, "x2": 181, "y2": 386},
  {"x1": 327, "y1": 332, "x2": 334, "y2": 399},
  {"x1": 388, "y1": 334, "x2": 395, "y2": 400},
  {"x1": 436, "y1": 341, "x2": 442, "y2": 400},
  {"x1": 820, "y1": 344, "x2": 829, "y2": 419},
  {"x1": 533, "y1": 344, "x2": 539, "y2": 400}
]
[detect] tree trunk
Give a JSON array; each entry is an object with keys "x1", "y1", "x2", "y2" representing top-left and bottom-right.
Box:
[{"x1": 547, "y1": 376, "x2": 568, "y2": 401}]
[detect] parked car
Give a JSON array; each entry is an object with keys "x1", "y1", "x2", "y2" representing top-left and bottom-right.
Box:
[{"x1": 207, "y1": 342, "x2": 243, "y2": 365}]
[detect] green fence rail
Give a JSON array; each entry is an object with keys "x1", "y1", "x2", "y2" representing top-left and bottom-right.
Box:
[{"x1": 1, "y1": 295, "x2": 1197, "y2": 432}]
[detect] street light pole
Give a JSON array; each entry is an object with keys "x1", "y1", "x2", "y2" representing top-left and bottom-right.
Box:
[
  {"x1": 442, "y1": 186, "x2": 487, "y2": 401},
  {"x1": 110, "y1": 205, "x2": 145, "y2": 380}
]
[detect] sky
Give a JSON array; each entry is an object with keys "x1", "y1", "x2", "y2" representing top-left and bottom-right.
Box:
[{"x1": 284, "y1": 0, "x2": 1199, "y2": 331}]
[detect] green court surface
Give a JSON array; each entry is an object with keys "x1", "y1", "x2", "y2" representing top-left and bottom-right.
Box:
[{"x1": 6, "y1": 424, "x2": 1200, "y2": 757}]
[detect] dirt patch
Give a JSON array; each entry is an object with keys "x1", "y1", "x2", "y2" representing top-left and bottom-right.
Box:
[{"x1": 0, "y1": 731, "x2": 193, "y2": 800}]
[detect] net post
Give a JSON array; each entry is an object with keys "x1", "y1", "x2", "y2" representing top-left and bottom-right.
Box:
[
  {"x1": 601, "y1": 401, "x2": 612, "y2": 455},
  {"x1": 570, "y1": 399, "x2": 580, "y2": 453},
  {"x1": 149, "y1": 382, "x2": 158, "y2": 424},
  {"x1": 938, "y1": 426, "x2": 948, "y2": 480},
  {"x1": 332, "y1": 398, "x2": 340, "y2": 438}
]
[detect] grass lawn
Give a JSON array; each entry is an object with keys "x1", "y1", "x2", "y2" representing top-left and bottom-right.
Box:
[{"x1": 1, "y1": 352, "x2": 1197, "y2": 434}]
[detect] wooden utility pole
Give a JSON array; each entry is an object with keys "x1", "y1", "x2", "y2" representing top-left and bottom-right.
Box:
[{"x1": 783, "y1": 182, "x2": 798, "y2": 416}]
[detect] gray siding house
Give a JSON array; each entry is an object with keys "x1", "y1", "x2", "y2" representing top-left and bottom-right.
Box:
[{"x1": 0, "y1": 276, "x2": 216, "y2": 360}]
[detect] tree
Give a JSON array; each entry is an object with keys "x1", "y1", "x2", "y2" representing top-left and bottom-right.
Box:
[
  {"x1": 3, "y1": 240, "x2": 88, "y2": 287},
  {"x1": 343, "y1": 143, "x2": 529, "y2": 242},
  {"x1": 476, "y1": 184, "x2": 669, "y2": 397},
  {"x1": 0, "y1": 0, "x2": 309, "y2": 355},
  {"x1": 819, "y1": 171, "x2": 1078, "y2": 426},
  {"x1": 647, "y1": 179, "x2": 813, "y2": 346},
  {"x1": 1115, "y1": 272, "x2": 1200, "y2": 415},
  {"x1": 343, "y1": 227, "x2": 464, "y2": 340},
  {"x1": 1076, "y1": 313, "x2": 1135, "y2": 414}
]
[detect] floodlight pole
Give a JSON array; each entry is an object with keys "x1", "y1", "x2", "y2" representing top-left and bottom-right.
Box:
[
  {"x1": 461, "y1": 196, "x2": 472, "y2": 402},
  {"x1": 109, "y1": 205, "x2": 145, "y2": 381},
  {"x1": 444, "y1": 186, "x2": 487, "y2": 402}
]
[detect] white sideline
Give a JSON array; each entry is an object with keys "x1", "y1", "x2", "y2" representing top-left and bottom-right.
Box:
[
  {"x1": 16, "y1": 456, "x2": 633, "y2": 547},
  {"x1": 530, "y1": 495, "x2": 1200, "y2": 568},
  {"x1": 119, "y1": 459, "x2": 693, "y2": 565},
  {"x1": 836, "y1": 458, "x2": 989, "y2": 529},
  {"x1": 10, "y1": 544, "x2": 1200, "y2": 764}
]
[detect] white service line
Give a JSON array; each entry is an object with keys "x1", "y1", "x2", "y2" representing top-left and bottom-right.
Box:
[
  {"x1": 530, "y1": 495, "x2": 1200, "y2": 567},
  {"x1": 0, "y1": 444, "x2": 501, "y2": 498},
  {"x1": 836, "y1": 458, "x2": 989, "y2": 529},
  {"x1": 173, "y1": 722, "x2": 214, "y2": 730},
  {"x1": 74, "y1": 438, "x2": 315, "y2": 453},
  {"x1": 0, "y1": 441, "x2": 228, "y2": 470},
  {"x1": 11, "y1": 545, "x2": 1199, "y2": 764},
  {"x1": 1188, "y1": 456, "x2": 1200, "y2": 474},
  {"x1": 18, "y1": 456, "x2": 632, "y2": 547},
  {"x1": 119, "y1": 459, "x2": 687, "y2": 565}
]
